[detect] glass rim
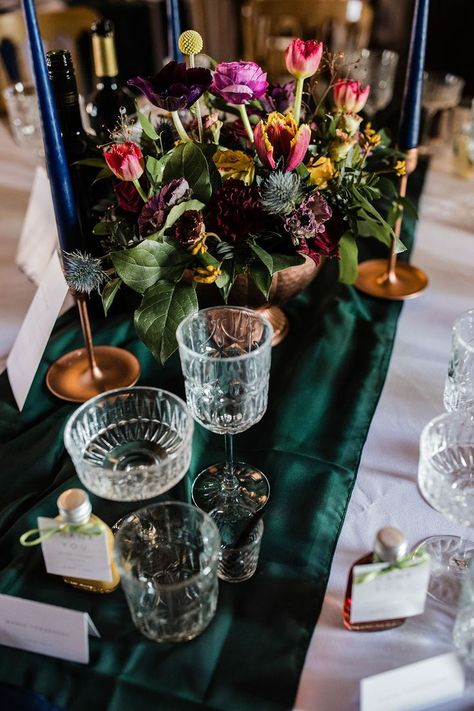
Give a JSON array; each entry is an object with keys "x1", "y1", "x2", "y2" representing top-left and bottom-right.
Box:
[
  {"x1": 453, "y1": 308, "x2": 474, "y2": 353},
  {"x1": 63, "y1": 386, "x2": 194, "y2": 459},
  {"x1": 114, "y1": 501, "x2": 221, "y2": 589},
  {"x1": 176, "y1": 306, "x2": 274, "y2": 362},
  {"x1": 420, "y1": 407, "x2": 474, "y2": 449}
]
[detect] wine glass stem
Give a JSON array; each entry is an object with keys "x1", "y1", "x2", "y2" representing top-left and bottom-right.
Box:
[{"x1": 223, "y1": 433, "x2": 239, "y2": 492}]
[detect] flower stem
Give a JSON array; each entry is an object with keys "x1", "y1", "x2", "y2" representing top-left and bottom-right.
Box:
[
  {"x1": 132, "y1": 179, "x2": 148, "y2": 202},
  {"x1": 171, "y1": 111, "x2": 191, "y2": 143},
  {"x1": 293, "y1": 77, "x2": 304, "y2": 125},
  {"x1": 188, "y1": 54, "x2": 204, "y2": 143},
  {"x1": 237, "y1": 104, "x2": 254, "y2": 144}
]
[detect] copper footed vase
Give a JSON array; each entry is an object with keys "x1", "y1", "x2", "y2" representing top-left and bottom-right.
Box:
[{"x1": 203, "y1": 256, "x2": 322, "y2": 345}]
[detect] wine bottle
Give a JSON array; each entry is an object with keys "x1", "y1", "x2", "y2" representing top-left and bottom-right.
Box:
[
  {"x1": 86, "y1": 19, "x2": 136, "y2": 143},
  {"x1": 46, "y1": 49, "x2": 105, "y2": 252}
]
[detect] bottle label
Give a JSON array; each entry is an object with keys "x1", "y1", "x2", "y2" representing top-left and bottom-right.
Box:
[
  {"x1": 37, "y1": 516, "x2": 113, "y2": 582},
  {"x1": 350, "y1": 551, "x2": 431, "y2": 624},
  {"x1": 92, "y1": 35, "x2": 119, "y2": 78}
]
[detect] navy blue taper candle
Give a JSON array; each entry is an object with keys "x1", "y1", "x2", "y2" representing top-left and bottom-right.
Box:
[
  {"x1": 398, "y1": 0, "x2": 430, "y2": 150},
  {"x1": 166, "y1": 0, "x2": 182, "y2": 61},
  {"x1": 20, "y1": 0, "x2": 80, "y2": 253}
]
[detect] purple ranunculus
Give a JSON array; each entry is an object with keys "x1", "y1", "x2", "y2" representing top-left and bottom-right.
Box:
[
  {"x1": 211, "y1": 61, "x2": 269, "y2": 105},
  {"x1": 261, "y1": 81, "x2": 295, "y2": 114},
  {"x1": 128, "y1": 61, "x2": 212, "y2": 113},
  {"x1": 138, "y1": 178, "x2": 192, "y2": 237}
]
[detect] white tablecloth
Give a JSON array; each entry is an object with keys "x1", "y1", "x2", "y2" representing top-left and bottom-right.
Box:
[
  {"x1": 1, "y1": 119, "x2": 474, "y2": 709},
  {"x1": 296, "y1": 158, "x2": 474, "y2": 710}
]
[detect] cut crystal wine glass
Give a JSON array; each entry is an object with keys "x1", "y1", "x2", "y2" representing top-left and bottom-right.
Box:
[
  {"x1": 444, "y1": 309, "x2": 474, "y2": 412},
  {"x1": 176, "y1": 306, "x2": 273, "y2": 513},
  {"x1": 347, "y1": 49, "x2": 399, "y2": 118},
  {"x1": 421, "y1": 72, "x2": 465, "y2": 152},
  {"x1": 416, "y1": 409, "x2": 474, "y2": 605}
]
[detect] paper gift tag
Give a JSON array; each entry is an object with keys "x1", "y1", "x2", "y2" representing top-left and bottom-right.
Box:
[
  {"x1": 360, "y1": 653, "x2": 465, "y2": 711},
  {"x1": 6, "y1": 251, "x2": 69, "y2": 410},
  {"x1": 15, "y1": 166, "x2": 57, "y2": 285},
  {"x1": 38, "y1": 517, "x2": 113, "y2": 583},
  {"x1": 350, "y1": 556, "x2": 431, "y2": 624},
  {"x1": 0, "y1": 594, "x2": 100, "y2": 664}
]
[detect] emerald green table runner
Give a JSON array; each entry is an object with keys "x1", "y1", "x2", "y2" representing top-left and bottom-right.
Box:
[{"x1": 0, "y1": 166, "x2": 426, "y2": 711}]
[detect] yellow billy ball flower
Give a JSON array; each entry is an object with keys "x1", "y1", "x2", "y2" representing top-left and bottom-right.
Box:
[{"x1": 178, "y1": 30, "x2": 203, "y2": 55}]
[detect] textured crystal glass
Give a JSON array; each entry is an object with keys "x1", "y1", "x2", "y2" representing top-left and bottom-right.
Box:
[
  {"x1": 444, "y1": 309, "x2": 474, "y2": 412},
  {"x1": 64, "y1": 387, "x2": 193, "y2": 501},
  {"x1": 416, "y1": 409, "x2": 474, "y2": 605},
  {"x1": 421, "y1": 72, "x2": 465, "y2": 151},
  {"x1": 348, "y1": 49, "x2": 399, "y2": 117},
  {"x1": 176, "y1": 307, "x2": 273, "y2": 513},
  {"x1": 115, "y1": 502, "x2": 220, "y2": 643},
  {"x1": 3, "y1": 83, "x2": 43, "y2": 157},
  {"x1": 214, "y1": 516, "x2": 263, "y2": 583}
]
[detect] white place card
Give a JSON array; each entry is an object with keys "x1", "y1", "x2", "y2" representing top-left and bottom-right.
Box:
[
  {"x1": 360, "y1": 653, "x2": 465, "y2": 711},
  {"x1": 15, "y1": 166, "x2": 57, "y2": 285},
  {"x1": 7, "y1": 251, "x2": 69, "y2": 410},
  {"x1": 0, "y1": 594, "x2": 100, "y2": 664},
  {"x1": 350, "y1": 557, "x2": 431, "y2": 624},
  {"x1": 38, "y1": 517, "x2": 113, "y2": 583}
]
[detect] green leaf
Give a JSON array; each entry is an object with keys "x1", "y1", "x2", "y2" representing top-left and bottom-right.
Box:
[
  {"x1": 271, "y1": 253, "x2": 306, "y2": 273},
  {"x1": 101, "y1": 277, "x2": 121, "y2": 315},
  {"x1": 138, "y1": 111, "x2": 159, "y2": 140},
  {"x1": 135, "y1": 280, "x2": 198, "y2": 363},
  {"x1": 215, "y1": 271, "x2": 230, "y2": 288},
  {"x1": 73, "y1": 157, "x2": 107, "y2": 168},
  {"x1": 93, "y1": 167, "x2": 113, "y2": 185},
  {"x1": 249, "y1": 262, "x2": 272, "y2": 299},
  {"x1": 111, "y1": 240, "x2": 191, "y2": 293},
  {"x1": 146, "y1": 154, "x2": 168, "y2": 186},
  {"x1": 397, "y1": 196, "x2": 419, "y2": 221},
  {"x1": 162, "y1": 143, "x2": 212, "y2": 203},
  {"x1": 248, "y1": 242, "x2": 273, "y2": 274},
  {"x1": 338, "y1": 233, "x2": 359, "y2": 284},
  {"x1": 156, "y1": 199, "x2": 205, "y2": 238},
  {"x1": 93, "y1": 221, "x2": 111, "y2": 236}
]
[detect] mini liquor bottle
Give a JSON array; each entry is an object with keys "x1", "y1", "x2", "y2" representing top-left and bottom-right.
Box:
[
  {"x1": 343, "y1": 527, "x2": 408, "y2": 631},
  {"x1": 56, "y1": 489, "x2": 120, "y2": 593}
]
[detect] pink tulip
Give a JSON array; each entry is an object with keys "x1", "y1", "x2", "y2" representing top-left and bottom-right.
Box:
[
  {"x1": 254, "y1": 112, "x2": 311, "y2": 172},
  {"x1": 104, "y1": 142, "x2": 144, "y2": 181},
  {"x1": 285, "y1": 39, "x2": 323, "y2": 80},
  {"x1": 333, "y1": 79, "x2": 370, "y2": 113}
]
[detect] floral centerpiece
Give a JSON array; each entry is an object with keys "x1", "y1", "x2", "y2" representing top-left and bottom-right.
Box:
[{"x1": 69, "y1": 33, "x2": 407, "y2": 362}]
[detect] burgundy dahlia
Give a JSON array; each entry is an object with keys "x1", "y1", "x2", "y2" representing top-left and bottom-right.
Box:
[
  {"x1": 173, "y1": 210, "x2": 204, "y2": 246},
  {"x1": 204, "y1": 179, "x2": 265, "y2": 242},
  {"x1": 138, "y1": 178, "x2": 191, "y2": 237}
]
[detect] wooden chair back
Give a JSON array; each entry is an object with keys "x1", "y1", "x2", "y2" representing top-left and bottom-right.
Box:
[{"x1": 242, "y1": 0, "x2": 373, "y2": 79}]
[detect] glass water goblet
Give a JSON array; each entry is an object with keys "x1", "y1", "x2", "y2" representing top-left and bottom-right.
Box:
[
  {"x1": 347, "y1": 49, "x2": 399, "y2": 118},
  {"x1": 115, "y1": 502, "x2": 220, "y2": 642},
  {"x1": 421, "y1": 72, "x2": 465, "y2": 152},
  {"x1": 416, "y1": 409, "x2": 474, "y2": 606},
  {"x1": 3, "y1": 83, "x2": 44, "y2": 157},
  {"x1": 444, "y1": 309, "x2": 474, "y2": 412},
  {"x1": 64, "y1": 387, "x2": 194, "y2": 501},
  {"x1": 176, "y1": 306, "x2": 273, "y2": 514}
]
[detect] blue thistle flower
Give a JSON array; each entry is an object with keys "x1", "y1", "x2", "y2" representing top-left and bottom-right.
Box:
[
  {"x1": 63, "y1": 251, "x2": 106, "y2": 294},
  {"x1": 260, "y1": 172, "x2": 304, "y2": 215}
]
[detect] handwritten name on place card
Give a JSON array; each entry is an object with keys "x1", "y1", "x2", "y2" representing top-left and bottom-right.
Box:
[{"x1": 0, "y1": 594, "x2": 99, "y2": 664}]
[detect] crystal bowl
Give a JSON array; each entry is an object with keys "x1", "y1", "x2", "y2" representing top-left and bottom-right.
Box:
[{"x1": 64, "y1": 387, "x2": 194, "y2": 501}]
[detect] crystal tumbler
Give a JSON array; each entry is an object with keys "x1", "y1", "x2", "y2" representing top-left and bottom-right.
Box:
[
  {"x1": 3, "y1": 83, "x2": 43, "y2": 156},
  {"x1": 64, "y1": 387, "x2": 193, "y2": 501},
  {"x1": 444, "y1": 309, "x2": 474, "y2": 412},
  {"x1": 115, "y1": 502, "x2": 220, "y2": 642}
]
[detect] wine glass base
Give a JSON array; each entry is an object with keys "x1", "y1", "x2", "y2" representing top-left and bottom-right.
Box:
[
  {"x1": 414, "y1": 535, "x2": 474, "y2": 606},
  {"x1": 192, "y1": 462, "x2": 270, "y2": 513}
]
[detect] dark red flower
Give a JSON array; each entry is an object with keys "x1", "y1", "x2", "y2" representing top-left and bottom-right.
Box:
[
  {"x1": 114, "y1": 181, "x2": 142, "y2": 214},
  {"x1": 138, "y1": 178, "x2": 191, "y2": 237},
  {"x1": 204, "y1": 179, "x2": 265, "y2": 242},
  {"x1": 173, "y1": 210, "x2": 204, "y2": 245}
]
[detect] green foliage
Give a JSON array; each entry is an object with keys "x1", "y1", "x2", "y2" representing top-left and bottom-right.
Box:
[
  {"x1": 102, "y1": 277, "x2": 121, "y2": 315},
  {"x1": 155, "y1": 199, "x2": 205, "y2": 239},
  {"x1": 134, "y1": 280, "x2": 198, "y2": 363},
  {"x1": 111, "y1": 240, "x2": 191, "y2": 293},
  {"x1": 338, "y1": 233, "x2": 359, "y2": 284},
  {"x1": 138, "y1": 111, "x2": 159, "y2": 140},
  {"x1": 162, "y1": 142, "x2": 212, "y2": 203}
]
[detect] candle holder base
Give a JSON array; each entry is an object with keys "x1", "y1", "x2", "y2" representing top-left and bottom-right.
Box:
[
  {"x1": 46, "y1": 346, "x2": 140, "y2": 403},
  {"x1": 355, "y1": 259, "x2": 428, "y2": 300}
]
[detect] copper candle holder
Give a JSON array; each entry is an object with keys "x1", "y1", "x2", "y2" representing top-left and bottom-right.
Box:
[
  {"x1": 46, "y1": 293, "x2": 140, "y2": 403},
  {"x1": 355, "y1": 148, "x2": 428, "y2": 300}
]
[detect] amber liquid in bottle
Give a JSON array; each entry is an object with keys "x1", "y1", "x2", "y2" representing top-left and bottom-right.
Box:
[
  {"x1": 55, "y1": 489, "x2": 120, "y2": 594},
  {"x1": 343, "y1": 552, "x2": 405, "y2": 631}
]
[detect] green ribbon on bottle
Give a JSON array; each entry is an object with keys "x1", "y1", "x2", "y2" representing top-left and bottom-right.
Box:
[
  {"x1": 19, "y1": 522, "x2": 104, "y2": 547},
  {"x1": 353, "y1": 548, "x2": 431, "y2": 585}
]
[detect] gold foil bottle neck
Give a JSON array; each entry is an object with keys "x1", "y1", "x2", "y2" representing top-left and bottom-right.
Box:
[{"x1": 92, "y1": 34, "x2": 118, "y2": 78}]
